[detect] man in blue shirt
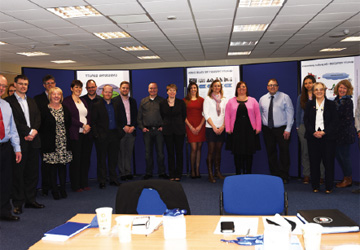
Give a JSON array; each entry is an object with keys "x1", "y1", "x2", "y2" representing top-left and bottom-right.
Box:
[
  {"x1": 0, "y1": 74, "x2": 22, "y2": 221},
  {"x1": 259, "y1": 79, "x2": 294, "y2": 184}
]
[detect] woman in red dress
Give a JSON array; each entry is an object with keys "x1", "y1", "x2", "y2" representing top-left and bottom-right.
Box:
[{"x1": 183, "y1": 82, "x2": 206, "y2": 178}]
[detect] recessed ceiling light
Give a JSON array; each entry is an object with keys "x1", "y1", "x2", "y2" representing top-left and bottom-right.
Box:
[
  {"x1": 341, "y1": 36, "x2": 360, "y2": 42},
  {"x1": 230, "y1": 41, "x2": 258, "y2": 46},
  {"x1": 320, "y1": 48, "x2": 346, "y2": 52},
  {"x1": 233, "y1": 24, "x2": 269, "y2": 32},
  {"x1": 228, "y1": 51, "x2": 252, "y2": 56},
  {"x1": 94, "y1": 32, "x2": 131, "y2": 39},
  {"x1": 51, "y1": 60, "x2": 76, "y2": 64},
  {"x1": 167, "y1": 16, "x2": 177, "y2": 20},
  {"x1": 16, "y1": 52, "x2": 49, "y2": 57},
  {"x1": 47, "y1": 6, "x2": 101, "y2": 19},
  {"x1": 0, "y1": 41, "x2": 8, "y2": 45},
  {"x1": 53, "y1": 43, "x2": 70, "y2": 47},
  {"x1": 239, "y1": 0, "x2": 285, "y2": 7},
  {"x1": 137, "y1": 56, "x2": 160, "y2": 60},
  {"x1": 121, "y1": 46, "x2": 149, "y2": 51}
]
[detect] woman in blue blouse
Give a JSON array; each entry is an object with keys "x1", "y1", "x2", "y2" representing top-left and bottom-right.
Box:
[{"x1": 333, "y1": 80, "x2": 357, "y2": 188}]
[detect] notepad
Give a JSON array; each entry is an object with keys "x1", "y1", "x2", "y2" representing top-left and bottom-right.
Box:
[
  {"x1": 297, "y1": 209, "x2": 359, "y2": 234},
  {"x1": 42, "y1": 222, "x2": 90, "y2": 241}
]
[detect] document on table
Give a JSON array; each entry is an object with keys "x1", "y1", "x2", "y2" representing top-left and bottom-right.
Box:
[
  {"x1": 214, "y1": 217, "x2": 258, "y2": 235},
  {"x1": 262, "y1": 216, "x2": 304, "y2": 235},
  {"x1": 255, "y1": 235, "x2": 303, "y2": 250},
  {"x1": 131, "y1": 216, "x2": 162, "y2": 235}
]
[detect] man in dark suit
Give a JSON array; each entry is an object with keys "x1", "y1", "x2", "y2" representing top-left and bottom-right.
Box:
[
  {"x1": 34, "y1": 74, "x2": 56, "y2": 196},
  {"x1": 5, "y1": 75, "x2": 45, "y2": 215},
  {"x1": 113, "y1": 81, "x2": 138, "y2": 181},
  {"x1": 92, "y1": 85, "x2": 123, "y2": 189}
]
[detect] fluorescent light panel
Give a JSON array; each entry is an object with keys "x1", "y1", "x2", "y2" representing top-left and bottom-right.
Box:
[
  {"x1": 121, "y1": 46, "x2": 149, "y2": 51},
  {"x1": 320, "y1": 48, "x2": 346, "y2": 52},
  {"x1": 0, "y1": 41, "x2": 8, "y2": 45},
  {"x1": 233, "y1": 24, "x2": 268, "y2": 32},
  {"x1": 51, "y1": 60, "x2": 76, "y2": 64},
  {"x1": 239, "y1": 0, "x2": 284, "y2": 7},
  {"x1": 94, "y1": 32, "x2": 131, "y2": 39},
  {"x1": 228, "y1": 51, "x2": 252, "y2": 56},
  {"x1": 16, "y1": 52, "x2": 49, "y2": 57},
  {"x1": 341, "y1": 36, "x2": 360, "y2": 42},
  {"x1": 137, "y1": 56, "x2": 160, "y2": 60},
  {"x1": 230, "y1": 41, "x2": 258, "y2": 46},
  {"x1": 47, "y1": 6, "x2": 101, "y2": 19}
]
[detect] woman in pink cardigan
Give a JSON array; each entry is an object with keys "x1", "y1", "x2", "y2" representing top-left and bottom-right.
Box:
[{"x1": 225, "y1": 81, "x2": 261, "y2": 174}]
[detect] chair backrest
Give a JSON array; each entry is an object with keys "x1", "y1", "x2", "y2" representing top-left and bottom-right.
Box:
[
  {"x1": 137, "y1": 188, "x2": 167, "y2": 215},
  {"x1": 222, "y1": 174, "x2": 286, "y2": 215},
  {"x1": 115, "y1": 180, "x2": 191, "y2": 215}
]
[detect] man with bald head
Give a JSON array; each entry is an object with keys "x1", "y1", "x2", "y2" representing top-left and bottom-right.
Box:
[
  {"x1": 91, "y1": 85, "x2": 122, "y2": 189},
  {"x1": 0, "y1": 74, "x2": 22, "y2": 221}
]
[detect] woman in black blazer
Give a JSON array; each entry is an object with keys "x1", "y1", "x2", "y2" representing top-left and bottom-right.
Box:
[
  {"x1": 160, "y1": 84, "x2": 187, "y2": 181},
  {"x1": 304, "y1": 82, "x2": 339, "y2": 194}
]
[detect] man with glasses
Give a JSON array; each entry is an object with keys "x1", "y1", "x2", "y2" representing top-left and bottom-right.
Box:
[
  {"x1": 259, "y1": 78, "x2": 294, "y2": 184},
  {"x1": 34, "y1": 75, "x2": 56, "y2": 196},
  {"x1": 5, "y1": 75, "x2": 45, "y2": 215},
  {"x1": 82, "y1": 79, "x2": 101, "y2": 112},
  {"x1": 0, "y1": 74, "x2": 22, "y2": 221}
]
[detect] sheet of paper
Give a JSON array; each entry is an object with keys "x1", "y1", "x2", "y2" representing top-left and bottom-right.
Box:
[
  {"x1": 262, "y1": 216, "x2": 304, "y2": 235},
  {"x1": 255, "y1": 235, "x2": 303, "y2": 250},
  {"x1": 214, "y1": 217, "x2": 259, "y2": 235}
]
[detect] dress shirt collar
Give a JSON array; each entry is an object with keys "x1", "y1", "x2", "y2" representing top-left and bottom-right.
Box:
[{"x1": 14, "y1": 91, "x2": 27, "y2": 101}]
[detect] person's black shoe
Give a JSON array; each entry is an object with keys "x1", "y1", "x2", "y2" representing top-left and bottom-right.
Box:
[
  {"x1": 143, "y1": 174, "x2": 153, "y2": 180},
  {"x1": 41, "y1": 189, "x2": 48, "y2": 197},
  {"x1": 13, "y1": 206, "x2": 22, "y2": 215},
  {"x1": 60, "y1": 190, "x2": 67, "y2": 199},
  {"x1": 109, "y1": 181, "x2": 121, "y2": 186},
  {"x1": 99, "y1": 183, "x2": 106, "y2": 189},
  {"x1": 52, "y1": 191, "x2": 60, "y2": 200},
  {"x1": 1, "y1": 215, "x2": 20, "y2": 221},
  {"x1": 25, "y1": 201, "x2": 45, "y2": 209},
  {"x1": 120, "y1": 176, "x2": 127, "y2": 181},
  {"x1": 158, "y1": 174, "x2": 169, "y2": 179},
  {"x1": 126, "y1": 174, "x2": 133, "y2": 180}
]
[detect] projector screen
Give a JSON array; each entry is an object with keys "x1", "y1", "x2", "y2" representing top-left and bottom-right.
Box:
[
  {"x1": 186, "y1": 65, "x2": 240, "y2": 99},
  {"x1": 76, "y1": 70, "x2": 130, "y2": 97}
]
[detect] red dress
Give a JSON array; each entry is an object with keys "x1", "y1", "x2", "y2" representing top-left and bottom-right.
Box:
[{"x1": 183, "y1": 97, "x2": 206, "y2": 143}]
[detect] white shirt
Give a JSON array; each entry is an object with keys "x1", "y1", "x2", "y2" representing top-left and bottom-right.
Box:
[
  {"x1": 76, "y1": 101, "x2": 87, "y2": 133},
  {"x1": 315, "y1": 99, "x2": 325, "y2": 131},
  {"x1": 203, "y1": 95, "x2": 227, "y2": 128}
]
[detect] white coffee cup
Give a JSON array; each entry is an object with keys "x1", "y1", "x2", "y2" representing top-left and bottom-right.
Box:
[
  {"x1": 116, "y1": 216, "x2": 133, "y2": 243},
  {"x1": 95, "y1": 207, "x2": 113, "y2": 234},
  {"x1": 302, "y1": 223, "x2": 323, "y2": 250}
]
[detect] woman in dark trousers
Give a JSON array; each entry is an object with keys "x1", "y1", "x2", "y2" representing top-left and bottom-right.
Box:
[
  {"x1": 40, "y1": 87, "x2": 72, "y2": 200},
  {"x1": 304, "y1": 82, "x2": 339, "y2": 194},
  {"x1": 333, "y1": 80, "x2": 357, "y2": 188},
  {"x1": 63, "y1": 80, "x2": 91, "y2": 192},
  {"x1": 160, "y1": 84, "x2": 187, "y2": 181}
]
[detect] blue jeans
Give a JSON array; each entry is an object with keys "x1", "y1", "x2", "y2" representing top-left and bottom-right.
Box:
[
  {"x1": 143, "y1": 129, "x2": 166, "y2": 175},
  {"x1": 336, "y1": 144, "x2": 352, "y2": 177}
]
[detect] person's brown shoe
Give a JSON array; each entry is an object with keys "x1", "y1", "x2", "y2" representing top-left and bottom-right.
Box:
[
  {"x1": 303, "y1": 176, "x2": 310, "y2": 184},
  {"x1": 336, "y1": 176, "x2": 352, "y2": 188}
]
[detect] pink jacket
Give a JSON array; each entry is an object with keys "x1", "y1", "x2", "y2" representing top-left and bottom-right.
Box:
[{"x1": 225, "y1": 96, "x2": 262, "y2": 132}]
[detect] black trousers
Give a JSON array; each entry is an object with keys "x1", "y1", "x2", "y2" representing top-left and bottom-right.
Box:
[
  {"x1": 69, "y1": 133, "x2": 91, "y2": 191},
  {"x1": 164, "y1": 134, "x2": 185, "y2": 179},
  {"x1": 12, "y1": 145, "x2": 39, "y2": 207},
  {"x1": 307, "y1": 137, "x2": 336, "y2": 191},
  {"x1": 47, "y1": 163, "x2": 67, "y2": 192},
  {"x1": 95, "y1": 130, "x2": 119, "y2": 184},
  {"x1": 262, "y1": 125, "x2": 290, "y2": 180},
  {"x1": 0, "y1": 141, "x2": 13, "y2": 217}
]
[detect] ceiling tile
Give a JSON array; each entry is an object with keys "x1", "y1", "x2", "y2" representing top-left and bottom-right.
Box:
[{"x1": 93, "y1": 3, "x2": 145, "y2": 15}]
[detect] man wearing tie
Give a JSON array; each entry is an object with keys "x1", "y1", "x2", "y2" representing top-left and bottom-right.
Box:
[
  {"x1": 0, "y1": 75, "x2": 22, "y2": 221},
  {"x1": 259, "y1": 79, "x2": 294, "y2": 184},
  {"x1": 5, "y1": 75, "x2": 45, "y2": 215}
]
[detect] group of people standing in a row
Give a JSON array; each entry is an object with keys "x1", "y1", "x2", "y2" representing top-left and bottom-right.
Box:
[{"x1": 0, "y1": 73, "x2": 359, "y2": 222}]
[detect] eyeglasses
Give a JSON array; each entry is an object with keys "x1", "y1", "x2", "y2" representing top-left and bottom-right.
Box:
[
  {"x1": 45, "y1": 81, "x2": 55, "y2": 85},
  {"x1": 268, "y1": 84, "x2": 278, "y2": 87},
  {"x1": 0, "y1": 84, "x2": 7, "y2": 88}
]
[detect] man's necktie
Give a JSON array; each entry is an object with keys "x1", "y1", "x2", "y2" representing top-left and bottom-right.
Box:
[
  {"x1": 268, "y1": 96, "x2": 274, "y2": 129},
  {"x1": 0, "y1": 107, "x2": 5, "y2": 140}
]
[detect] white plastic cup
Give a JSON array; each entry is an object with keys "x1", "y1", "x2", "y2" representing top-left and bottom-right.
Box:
[
  {"x1": 264, "y1": 225, "x2": 291, "y2": 250},
  {"x1": 302, "y1": 223, "x2": 323, "y2": 250},
  {"x1": 163, "y1": 214, "x2": 186, "y2": 240},
  {"x1": 115, "y1": 216, "x2": 133, "y2": 243},
  {"x1": 95, "y1": 207, "x2": 113, "y2": 234}
]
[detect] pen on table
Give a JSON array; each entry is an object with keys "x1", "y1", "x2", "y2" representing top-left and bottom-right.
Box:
[{"x1": 145, "y1": 222, "x2": 163, "y2": 237}]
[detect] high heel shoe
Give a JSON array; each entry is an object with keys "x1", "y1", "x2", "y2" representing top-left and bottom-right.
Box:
[{"x1": 60, "y1": 190, "x2": 67, "y2": 199}]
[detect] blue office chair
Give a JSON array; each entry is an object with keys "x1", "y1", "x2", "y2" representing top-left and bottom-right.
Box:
[
  {"x1": 115, "y1": 180, "x2": 191, "y2": 215},
  {"x1": 220, "y1": 174, "x2": 288, "y2": 215}
]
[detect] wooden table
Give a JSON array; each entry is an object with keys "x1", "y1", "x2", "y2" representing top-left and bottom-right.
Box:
[{"x1": 29, "y1": 214, "x2": 360, "y2": 250}]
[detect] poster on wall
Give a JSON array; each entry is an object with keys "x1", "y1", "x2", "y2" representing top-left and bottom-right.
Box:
[
  {"x1": 76, "y1": 70, "x2": 130, "y2": 97},
  {"x1": 186, "y1": 66, "x2": 240, "y2": 99},
  {"x1": 300, "y1": 56, "x2": 359, "y2": 102}
]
